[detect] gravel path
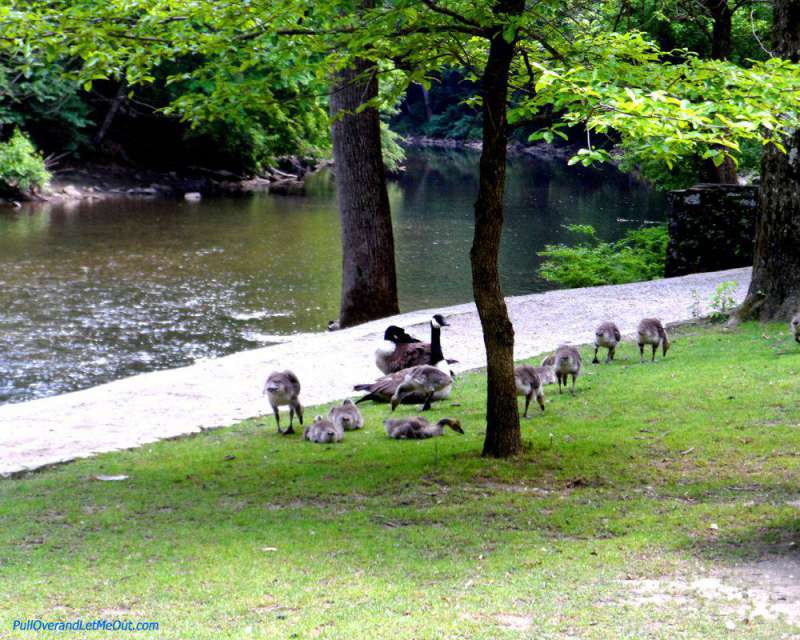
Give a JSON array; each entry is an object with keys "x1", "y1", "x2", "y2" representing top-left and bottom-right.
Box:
[{"x1": 0, "y1": 267, "x2": 750, "y2": 476}]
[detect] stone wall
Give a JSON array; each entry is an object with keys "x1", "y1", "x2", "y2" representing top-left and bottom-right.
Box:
[{"x1": 665, "y1": 184, "x2": 759, "y2": 277}]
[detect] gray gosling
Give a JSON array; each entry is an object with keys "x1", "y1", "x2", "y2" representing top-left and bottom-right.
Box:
[
  {"x1": 791, "y1": 312, "x2": 800, "y2": 344},
  {"x1": 328, "y1": 399, "x2": 363, "y2": 431},
  {"x1": 534, "y1": 362, "x2": 558, "y2": 385},
  {"x1": 384, "y1": 417, "x2": 464, "y2": 439},
  {"x1": 303, "y1": 415, "x2": 344, "y2": 444},
  {"x1": 637, "y1": 318, "x2": 670, "y2": 363},
  {"x1": 514, "y1": 365, "x2": 545, "y2": 417},
  {"x1": 593, "y1": 321, "x2": 621, "y2": 364},
  {"x1": 354, "y1": 363, "x2": 453, "y2": 410},
  {"x1": 545, "y1": 345, "x2": 582, "y2": 395},
  {"x1": 262, "y1": 370, "x2": 303, "y2": 435}
]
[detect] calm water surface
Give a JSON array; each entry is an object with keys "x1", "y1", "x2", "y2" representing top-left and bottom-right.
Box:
[{"x1": 0, "y1": 147, "x2": 666, "y2": 404}]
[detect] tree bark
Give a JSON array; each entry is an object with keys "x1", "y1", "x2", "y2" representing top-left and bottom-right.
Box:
[
  {"x1": 735, "y1": 0, "x2": 800, "y2": 322},
  {"x1": 330, "y1": 59, "x2": 399, "y2": 327},
  {"x1": 473, "y1": 0, "x2": 524, "y2": 458},
  {"x1": 700, "y1": 0, "x2": 738, "y2": 183}
]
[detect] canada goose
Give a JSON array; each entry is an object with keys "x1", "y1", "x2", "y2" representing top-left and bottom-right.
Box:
[
  {"x1": 354, "y1": 363, "x2": 453, "y2": 410},
  {"x1": 637, "y1": 318, "x2": 670, "y2": 362},
  {"x1": 593, "y1": 321, "x2": 621, "y2": 364},
  {"x1": 262, "y1": 370, "x2": 303, "y2": 435},
  {"x1": 547, "y1": 345, "x2": 582, "y2": 395},
  {"x1": 514, "y1": 365, "x2": 545, "y2": 417},
  {"x1": 791, "y1": 312, "x2": 800, "y2": 343},
  {"x1": 328, "y1": 399, "x2": 363, "y2": 431},
  {"x1": 303, "y1": 415, "x2": 343, "y2": 443},
  {"x1": 384, "y1": 417, "x2": 463, "y2": 439},
  {"x1": 375, "y1": 314, "x2": 456, "y2": 374}
]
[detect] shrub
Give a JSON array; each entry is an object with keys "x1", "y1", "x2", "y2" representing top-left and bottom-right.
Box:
[
  {"x1": 0, "y1": 130, "x2": 50, "y2": 198},
  {"x1": 538, "y1": 224, "x2": 668, "y2": 288}
]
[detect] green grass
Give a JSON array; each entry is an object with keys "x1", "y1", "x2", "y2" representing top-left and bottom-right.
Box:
[{"x1": 1, "y1": 322, "x2": 800, "y2": 639}]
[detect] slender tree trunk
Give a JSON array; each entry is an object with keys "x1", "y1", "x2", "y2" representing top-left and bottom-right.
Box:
[
  {"x1": 93, "y1": 82, "x2": 127, "y2": 147},
  {"x1": 736, "y1": 0, "x2": 800, "y2": 321},
  {"x1": 330, "y1": 59, "x2": 399, "y2": 327},
  {"x1": 473, "y1": 0, "x2": 524, "y2": 458},
  {"x1": 701, "y1": 0, "x2": 738, "y2": 183}
]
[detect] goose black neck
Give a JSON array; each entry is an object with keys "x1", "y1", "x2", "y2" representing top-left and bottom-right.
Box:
[{"x1": 429, "y1": 322, "x2": 444, "y2": 364}]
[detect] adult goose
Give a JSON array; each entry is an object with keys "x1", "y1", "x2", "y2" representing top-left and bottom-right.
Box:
[
  {"x1": 375, "y1": 314, "x2": 455, "y2": 374},
  {"x1": 262, "y1": 370, "x2": 303, "y2": 435},
  {"x1": 637, "y1": 318, "x2": 670, "y2": 362},
  {"x1": 384, "y1": 417, "x2": 463, "y2": 439}
]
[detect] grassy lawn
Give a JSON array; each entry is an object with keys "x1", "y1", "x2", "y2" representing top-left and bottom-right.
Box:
[{"x1": 1, "y1": 321, "x2": 799, "y2": 639}]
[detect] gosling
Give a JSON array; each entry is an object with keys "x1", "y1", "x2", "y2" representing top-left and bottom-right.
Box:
[
  {"x1": 514, "y1": 365, "x2": 545, "y2": 418},
  {"x1": 328, "y1": 399, "x2": 363, "y2": 431},
  {"x1": 303, "y1": 415, "x2": 344, "y2": 443},
  {"x1": 262, "y1": 370, "x2": 303, "y2": 435},
  {"x1": 791, "y1": 312, "x2": 800, "y2": 343},
  {"x1": 550, "y1": 345, "x2": 581, "y2": 395},
  {"x1": 384, "y1": 417, "x2": 463, "y2": 439},
  {"x1": 593, "y1": 321, "x2": 621, "y2": 364},
  {"x1": 637, "y1": 318, "x2": 670, "y2": 363}
]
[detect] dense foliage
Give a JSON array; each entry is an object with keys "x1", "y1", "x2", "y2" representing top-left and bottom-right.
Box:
[
  {"x1": 538, "y1": 224, "x2": 668, "y2": 287},
  {"x1": 0, "y1": 129, "x2": 50, "y2": 198}
]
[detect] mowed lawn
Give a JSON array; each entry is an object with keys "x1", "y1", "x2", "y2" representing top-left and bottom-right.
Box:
[{"x1": 1, "y1": 322, "x2": 799, "y2": 639}]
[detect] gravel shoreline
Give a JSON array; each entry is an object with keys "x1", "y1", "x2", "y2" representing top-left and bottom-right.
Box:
[{"x1": 0, "y1": 267, "x2": 751, "y2": 476}]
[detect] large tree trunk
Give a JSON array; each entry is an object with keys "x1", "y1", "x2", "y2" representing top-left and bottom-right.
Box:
[
  {"x1": 473, "y1": 0, "x2": 524, "y2": 458},
  {"x1": 736, "y1": 0, "x2": 800, "y2": 321},
  {"x1": 330, "y1": 59, "x2": 399, "y2": 327}
]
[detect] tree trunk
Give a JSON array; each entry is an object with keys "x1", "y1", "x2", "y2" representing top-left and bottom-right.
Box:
[
  {"x1": 93, "y1": 81, "x2": 127, "y2": 147},
  {"x1": 473, "y1": 0, "x2": 524, "y2": 458},
  {"x1": 735, "y1": 0, "x2": 800, "y2": 322},
  {"x1": 701, "y1": 0, "x2": 738, "y2": 183},
  {"x1": 330, "y1": 59, "x2": 399, "y2": 327}
]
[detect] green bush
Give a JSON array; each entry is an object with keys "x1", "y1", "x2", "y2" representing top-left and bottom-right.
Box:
[
  {"x1": 538, "y1": 224, "x2": 668, "y2": 288},
  {"x1": 0, "y1": 129, "x2": 50, "y2": 198}
]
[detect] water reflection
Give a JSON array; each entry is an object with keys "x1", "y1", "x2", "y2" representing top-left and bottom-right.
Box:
[{"x1": 0, "y1": 147, "x2": 665, "y2": 403}]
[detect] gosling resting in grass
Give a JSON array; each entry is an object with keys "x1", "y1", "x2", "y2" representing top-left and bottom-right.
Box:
[
  {"x1": 593, "y1": 321, "x2": 621, "y2": 364},
  {"x1": 354, "y1": 363, "x2": 453, "y2": 411},
  {"x1": 546, "y1": 345, "x2": 582, "y2": 395},
  {"x1": 791, "y1": 312, "x2": 800, "y2": 344},
  {"x1": 262, "y1": 370, "x2": 303, "y2": 435},
  {"x1": 384, "y1": 417, "x2": 463, "y2": 439},
  {"x1": 637, "y1": 318, "x2": 670, "y2": 363},
  {"x1": 303, "y1": 415, "x2": 343, "y2": 443},
  {"x1": 328, "y1": 399, "x2": 363, "y2": 431},
  {"x1": 514, "y1": 365, "x2": 545, "y2": 417}
]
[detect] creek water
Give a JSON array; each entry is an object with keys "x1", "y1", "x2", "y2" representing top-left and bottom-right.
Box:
[{"x1": 0, "y1": 147, "x2": 666, "y2": 404}]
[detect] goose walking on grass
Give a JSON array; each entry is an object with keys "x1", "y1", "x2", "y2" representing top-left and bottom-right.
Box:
[
  {"x1": 328, "y1": 399, "x2": 363, "y2": 431},
  {"x1": 514, "y1": 365, "x2": 545, "y2": 417},
  {"x1": 791, "y1": 312, "x2": 800, "y2": 343},
  {"x1": 384, "y1": 417, "x2": 463, "y2": 439},
  {"x1": 262, "y1": 370, "x2": 303, "y2": 435},
  {"x1": 593, "y1": 322, "x2": 621, "y2": 364},
  {"x1": 543, "y1": 346, "x2": 582, "y2": 395},
  {"x1": 637, "y1": 318, "x2": 670, "y2": 363},
  {"x1": 354, "y1": 363, "x2": 453, "y2": 411},
  {"x1": 304, "y1": 415, "x2": 343, "y2": 443},
  {"x1": 375, "y1": 314, "x2": 456, "y2": 374}
]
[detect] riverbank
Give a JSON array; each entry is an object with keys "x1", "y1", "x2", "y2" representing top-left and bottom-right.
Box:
[
  {"x1": 1, "y1": 157, "x2": 331, "y2": 206},
  {"x1": 0, "y1": 267, "x2": 751, "y2": 476}
]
